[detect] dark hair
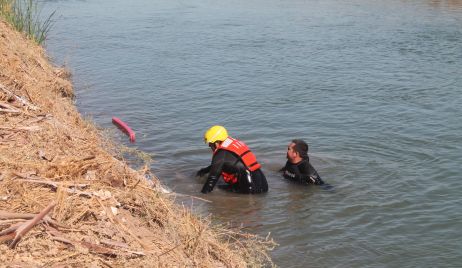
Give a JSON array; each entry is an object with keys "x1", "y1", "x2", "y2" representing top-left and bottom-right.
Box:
[{"x1": 291, "y1": 139, "x2": 309, "y2": 159}]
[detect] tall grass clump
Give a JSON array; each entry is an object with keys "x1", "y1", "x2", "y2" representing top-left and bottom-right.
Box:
[{"x1": 0, "y1": 0, "x2": 55, "y2": 45}]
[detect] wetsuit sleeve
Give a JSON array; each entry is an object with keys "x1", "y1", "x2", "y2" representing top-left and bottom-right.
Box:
[
  {"x1": 299, "y1": 160, "x2": 324, "y2": 185},
  {"x1": 196, "y1": 165, "x2": 211, "y2": 177},
  {"x1": 201, "y1": 150, "x2": 226, "y2": 194}
]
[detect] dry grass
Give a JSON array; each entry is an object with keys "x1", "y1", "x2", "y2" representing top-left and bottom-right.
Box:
[{"x1": 0, "y1": 20, "x2": 275, "y2": 267}]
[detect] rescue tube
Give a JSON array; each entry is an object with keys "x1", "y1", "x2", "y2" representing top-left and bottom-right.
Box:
[{"x1": 112, "y1": 116, "x2": 135, "y2": 142}]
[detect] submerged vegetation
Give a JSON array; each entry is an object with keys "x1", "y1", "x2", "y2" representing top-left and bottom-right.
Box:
[{"x1": 0, "y1": 0, "x2": 54, "y2": 44}]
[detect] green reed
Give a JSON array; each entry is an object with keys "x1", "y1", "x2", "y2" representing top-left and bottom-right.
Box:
[{"x1": 0, "y1": 0, "x2": 55, "y2": 45}]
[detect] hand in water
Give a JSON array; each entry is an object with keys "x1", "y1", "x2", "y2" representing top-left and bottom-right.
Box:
[{"x1": 196, "y1": 167, "x2": 209, "y2": 177}]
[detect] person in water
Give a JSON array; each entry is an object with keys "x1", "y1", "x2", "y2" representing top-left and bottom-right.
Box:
[
  {"x1": 196, "y1": 125, "x2": 268, "y2": 194},
  {"x1": 280, "y1": 139, "x2": 325, "y2": 185}
]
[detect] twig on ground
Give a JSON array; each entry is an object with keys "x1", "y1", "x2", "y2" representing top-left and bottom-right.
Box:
[
  {"x1": 0, "y1": 108, "x2": 20, "y2": 114},
  {"x1": 0, "y1": 222, "x2": 23, "y2": 236},
  {"x1": 0, "y1": 211, "x2": 36, "y2": 220},
  {"x1": 11, "y1": 173, "x2": 94, "y2": 198},
  {"x1": 0, "y1": 83, "x2": 39, "y2": 111},
  {"x1": 0, "y1": 212, "x2": 67, "y2": 237},
  {"x1": 100, "y1": 239, "x2": 145, "y2": 256},
  {"x1": 16, "y1": 178, "x2": 89, "y2": 189},
  {"x1": 0, "y1": 126, "x2": 41, "y2": 132},
  {"x1": 50, "y1": 235, "x2": 74, "y2": 246},
  {"x1": 9, "y1": 201, "x2": 56, "y2": 248},
  {"x1": 0, "y1": 101, "x2": 20, "y2": 114},
  {"x1": 47, "y1": 225, "x2": 144, "y2": 258},
  {"x1": 15, "y1": 179, "x2": 93, "y2": 198},
  {"x1": 130, "y1": 179, "x2": 141, "y2": 189},
  {"x1": 0, "y1": 232, "x2": 15, "y2": 243},
  {"x1": 0, "y1": 219, "x2": 27, "y2": 225}
]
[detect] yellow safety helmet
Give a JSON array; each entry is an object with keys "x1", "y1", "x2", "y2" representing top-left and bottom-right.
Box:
[{"x1": 204, "y1": 125, "x2": 228, "y2": 144}]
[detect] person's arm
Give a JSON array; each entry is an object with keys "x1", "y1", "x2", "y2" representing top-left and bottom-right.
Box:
[
  {"x1": 299, "y1": 161, "x2": 324, "y2": 185},
  {"x1": 307, "y1": 174, "x2": 324, "y2": 185},
  {"x1": 196, "y1": 165, "x2": 211, "y2": 177},
  {"x1": 201, "y1": 150, "x2": 226, "y2": 193}
]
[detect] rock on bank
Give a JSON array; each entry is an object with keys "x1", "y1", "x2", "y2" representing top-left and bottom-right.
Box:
[{"x1": 0, "y1": 20, "x2": 273, "y2": 267}]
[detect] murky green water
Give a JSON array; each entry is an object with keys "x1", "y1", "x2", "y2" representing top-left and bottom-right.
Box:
[{"x1": 43, "y1": 0, "x2": 462, "y2": 266}]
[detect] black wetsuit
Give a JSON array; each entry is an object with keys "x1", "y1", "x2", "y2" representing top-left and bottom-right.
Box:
[
  {"x1": 200, "y1": 149, "x2": 268, "y2": 194},
  {"x1": 281, "y1": 158, "x2": 324, "y2": 185}
]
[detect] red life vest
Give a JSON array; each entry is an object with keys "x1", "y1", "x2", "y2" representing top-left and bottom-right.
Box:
[{"x1": 214, "y1": 137, "x2": 261, "y2": 184}]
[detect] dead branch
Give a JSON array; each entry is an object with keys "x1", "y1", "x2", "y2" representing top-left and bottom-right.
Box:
[
  {"x1": 16, "y1": 178, "x2": 89, "y2": 189},
  {"x1": 12, "y1": 172, "x2": 89, "y2": 189},
  {"x1": 11, "y1": 171, "x2": 39, "y2": 180},
  {"x1": 0, "y1": 101, "x2": 20, "y2": 114},
  {"x1": 0, "y1": 108, "x2": 20, "y2": 114},
  {"x1": 0, "y1": 126, "x2": 41, "y2": 131},
  {"x1": 79, "y1": 241, "x2": 118, "y2": 256},
  {"x1": 0, "y1": 211, "x2": 65, "y2": 228},
  {"x1": 50, "y1": 235, "x2": 74, "y2": 246},
  {"x1": 49, "y1": 228, "x2": 117, "y2": 256},
  {"x1": 46, "y1": 226, "x2": 74, "y2": 246},
  {"x1": 81, "y1": 155, "x2": 96, "y2": 161},
  {"x1": 14, "y1": 177, "x2": 93, "y2": 198},
  {"x1": 44, "y1": 216, "x2": 70, "y2": 229},
  {"x1": 47, "y1": 227, "x2": 140, "y2": 258},
  {"x1": 0, "y1": 219, "x2": 27, "y2": 225},
  {"x1": 0, "y1": 211, "x2": 36, "y2": 220},
  {"x1": 100, "y1": 239, "x2": 145, "y2": 256},
  {"x1": 0, "y1": 83, "x2": 39, "y2": 110},
  {"x1": 13, "y1": 172, "x2": 89, "y2": 188},
  {"x1": 0, "y1": 222, "x2": 23, "y2": 236},
  {"x1": 9, "y1": 201, "x2": 56, "y2": 248},
  {"x1": 17, "y1": 179, "x2": 59, "y2": 188},
  {"x1": 0, "y1": 232, "x2": 15, "y2": 243},
  {"x1": 100, "y1": 238, "x2": 130, "y2": 250}
]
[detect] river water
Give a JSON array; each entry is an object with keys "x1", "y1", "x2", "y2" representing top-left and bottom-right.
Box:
[{"x1": 42, "y1": 0, "x2": 462, "y2": 266}]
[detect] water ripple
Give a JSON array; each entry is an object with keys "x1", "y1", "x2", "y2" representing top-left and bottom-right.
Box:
[{"x1": 43, "y1": 0, "x2": 462, "y2": 266}]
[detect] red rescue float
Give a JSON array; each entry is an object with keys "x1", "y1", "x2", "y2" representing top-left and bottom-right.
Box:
[{"x1": 112, "y1": 116, "x2": 135, "y2": 142}]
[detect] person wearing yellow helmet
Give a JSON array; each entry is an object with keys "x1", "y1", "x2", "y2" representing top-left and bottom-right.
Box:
[{"x1": 197, "y1": 125, "x2": 268, "y2": 194}]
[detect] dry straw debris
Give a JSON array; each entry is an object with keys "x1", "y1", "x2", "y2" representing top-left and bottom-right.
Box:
[{"x1": 0, "y1": 20, "x2": 275, "y2": 267}]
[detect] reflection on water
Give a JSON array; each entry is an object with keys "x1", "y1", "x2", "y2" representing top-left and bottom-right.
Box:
[{"x1": 43, "y1": 0, "x2": 462, "y2": 266}]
